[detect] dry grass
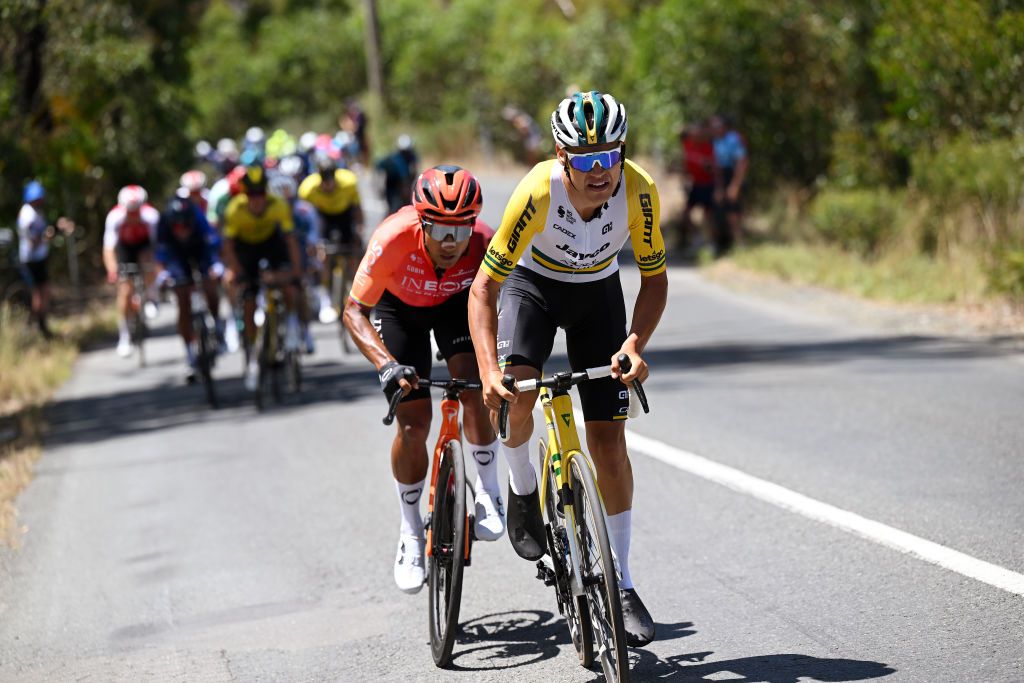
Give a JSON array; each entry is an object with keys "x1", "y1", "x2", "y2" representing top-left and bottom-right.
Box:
[{"x1": 0, "y1": 303, "x2": 116, "y2": 546}]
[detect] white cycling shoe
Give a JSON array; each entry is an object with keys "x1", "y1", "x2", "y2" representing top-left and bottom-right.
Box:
[
  {"x1": 116, "y1": 335, "x2": 132, "y2": 358},
  {"x1": 474, "y1": 487, "x2": 506, "y2": 542},
  {"x1": 394, "y1": 534, "x2": 426, "y2": 594}
]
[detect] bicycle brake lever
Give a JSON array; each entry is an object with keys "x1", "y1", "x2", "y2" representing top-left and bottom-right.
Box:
[{"x1": 498, "y1": 374, "x2": 516, "y2": 443}]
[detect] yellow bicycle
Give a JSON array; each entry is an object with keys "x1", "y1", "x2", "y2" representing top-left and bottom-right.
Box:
[{"x1": 499, "y1": 355, "x2": 649, "y2": 682}]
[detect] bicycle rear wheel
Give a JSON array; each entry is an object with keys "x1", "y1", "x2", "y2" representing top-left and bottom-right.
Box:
[
  {"x1": 428, "y1": 439, "x2": 467, "y2": 668},
  {"x1": 538, "y1": 440, "x2": 593, "y2": 668},
  {"x1": 134, "y1": 314, "x2": 146, "y2": 368},
  {"x1": 195, "y1": 314, "x2": 218, "y2": 408},
  {"x1": 569, "y1": 456, "x2": 629, "y2": 682}
]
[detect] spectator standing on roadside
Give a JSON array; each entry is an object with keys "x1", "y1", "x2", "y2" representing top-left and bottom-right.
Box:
[
  {"x1": 502, "y1": 105, "x2": 544, "y2": 166},
  {"x1": 376, "y1": 135, "x2": 419, "y2": 215},
  {"x1": 17, "y1": 180, "x2": 73, "y2": 339},
  {"x1": 710, "y1": 114, "x2": 748, "y2": 254},
  {"x1": 340, "y1": 100, "x2": 369, "y2": 166},
  {"x1": 679, "y1": 120, "x2": 715, "y2": 255}
]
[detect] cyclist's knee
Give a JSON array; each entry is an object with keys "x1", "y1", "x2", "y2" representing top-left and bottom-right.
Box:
[{"x1": 396, "y1": 404, "x2": 431, "y2": 443}]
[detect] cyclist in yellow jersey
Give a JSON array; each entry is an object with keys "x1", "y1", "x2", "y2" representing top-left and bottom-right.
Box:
[
  {"x1": 468, "y1": 90, "x2": 667, "y2": 648},
  {"x1": 223, "y1": 165, "x2": 304, "y2": 391}
]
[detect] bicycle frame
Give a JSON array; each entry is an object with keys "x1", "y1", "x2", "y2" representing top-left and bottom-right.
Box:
[
  {"x1": 537, "y1": 386, "x2": 600, "y2": 600},
  {"x1": 426, "y1": 389, "x2": 472, "y2": 564}
]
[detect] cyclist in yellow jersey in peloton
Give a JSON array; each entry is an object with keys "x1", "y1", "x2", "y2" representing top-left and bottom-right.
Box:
[{"x1": 469, "y1": 90, "x2": 667, "y2": 648}]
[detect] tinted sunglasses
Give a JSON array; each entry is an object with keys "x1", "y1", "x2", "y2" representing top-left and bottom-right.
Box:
[
  {"x1": 421, "y1": 219, "x2": 473, "y2": 242},
  {"x1": 565, "y1": 146, "x2": 623, "y2": 172}
]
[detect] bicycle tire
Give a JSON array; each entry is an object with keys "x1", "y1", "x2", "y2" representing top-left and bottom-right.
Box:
[
  {"x1": 134, "y1": 314, "x2": 146, "y2": 369},
  {"x1": 569, "y1": 456, "x2": 629, "y2": 682},
  {"x1": 195, "y1": 314, "x2": 218, "y2": 409},
  {"x1": 287, "y1": 350, "x2": 302, "y2": 394},
  {"x1": 255, "y1": 321, "x2": 272, "y2": 411},
  {"x1": 428, "y1": 439, "x2": 467, "y2": 668},
  {"x1": 538, "y1": 440, "x2": 594, "y2": 667}
]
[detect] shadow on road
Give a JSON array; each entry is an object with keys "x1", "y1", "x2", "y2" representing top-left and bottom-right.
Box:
[
  {"x1": 625, "y1": 650, "x2": 896, "y2": 681},
  {"x1": 449, "y1": 609, "x2": 567, "y2": 671},
  {"x1": 43, "y1": 358, "x2": 380, "y2": 449},
  {"x1": 541, "y1": 333, "x2": 1019, "y2": 381}
]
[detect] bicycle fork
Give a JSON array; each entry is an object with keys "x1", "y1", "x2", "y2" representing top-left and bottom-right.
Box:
[{"x1": 539, "y1": 390, "x2": 588, "y2": 600}]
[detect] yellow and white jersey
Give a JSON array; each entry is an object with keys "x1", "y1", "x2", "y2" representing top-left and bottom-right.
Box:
[{"x1": 482, "y1": 159, "x2": 666, "y2": 284}]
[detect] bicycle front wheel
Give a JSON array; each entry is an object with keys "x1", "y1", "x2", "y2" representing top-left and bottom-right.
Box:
[
  {"x1": 195, "y1": 314, "x2": 218, "y2": 408},
  {"x1": 428, "y1": 439, "x2": 467, "y2": 668},
  {"x1": 538, "y1": 440, "x2": 593, "y2": 668},
  {"x1": 569, "y1": 455, "x2": 629, "y2": 682}
]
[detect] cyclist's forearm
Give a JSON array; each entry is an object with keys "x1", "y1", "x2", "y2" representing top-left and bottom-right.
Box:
[
  {"x1": 468, "y1": 273, "x2": 501, "y2": 373},
  {"x1": 626, "y1": 271, "x2": 668, "y2": 354},
  {"x1": 103, "y1": 248, "x2": 117, "y2": 275},
  {"x1": 343, "y1": 302, "x2": 392, "y2": 368}
]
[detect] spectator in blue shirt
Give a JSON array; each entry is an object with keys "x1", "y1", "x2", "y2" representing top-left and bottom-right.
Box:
[
  {"x1": 17, "y1": 180, "x2": 74, "y2": 338},
  {"x1": 710, "y1": 115, "x2": 749, "y2": 254}
]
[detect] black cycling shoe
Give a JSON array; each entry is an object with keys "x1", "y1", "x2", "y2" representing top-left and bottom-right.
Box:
[
  {"x1": 507, "y1": 485, "x2": 546, "y2": 560},
  {"x1": 620, "y1": 587, "x2": 656, "y2": 647}
]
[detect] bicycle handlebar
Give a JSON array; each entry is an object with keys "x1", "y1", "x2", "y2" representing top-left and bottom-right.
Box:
[
  {"x1": 497, "y1": 354, "x2": 650, "y2": 443},
  {"x1": 382, "y1": 377, "x2": 483, "y2": 426}
]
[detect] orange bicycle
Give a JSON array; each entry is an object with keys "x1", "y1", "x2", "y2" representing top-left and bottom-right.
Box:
[{"x1": 383, "y1": 376, "x2": 480, "y2": 668}]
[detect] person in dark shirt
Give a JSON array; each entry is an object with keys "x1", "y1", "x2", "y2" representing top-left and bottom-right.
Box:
[{"x1": 376, "y1": 135, "x2": 419, "y2": 216}]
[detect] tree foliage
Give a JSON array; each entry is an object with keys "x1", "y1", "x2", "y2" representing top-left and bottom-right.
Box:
[{"x1": 3, "y1": 0, "x2": 1023, "y2": 277}]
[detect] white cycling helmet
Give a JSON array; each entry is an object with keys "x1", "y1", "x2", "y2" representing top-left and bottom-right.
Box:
[
  {"x1": 268, "y1": 173, "x2": 297, "y2": 199},
  {"x1": 118, "y1": 185, "x2": 148, "y2": 211},
  {"x1": 179, "y1": 170, "x2": 207, "y2": 192},
  {"x1": 245, "y1": 126, "x2": 265, "y2": 144},
  {"x1": 278, "y1": 154, "x2": 304, "y2": 179},
  {"x1": 298, "y1": 131, "x2": 318, "y2": 153},
  {"x1": 550, "y1": 90, "x2": 627, "y2": 148}
]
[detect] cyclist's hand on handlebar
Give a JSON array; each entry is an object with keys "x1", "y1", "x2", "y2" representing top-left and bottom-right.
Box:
[
  {"x1": 612, "y1": 348, "x2": 648, "y2": 384},
  {"x1": 379, "y1": 360, "x2": 418, "y2": 402},
  {"x1": 481, "y1": 369, "x2": 516, "y2": 412}
]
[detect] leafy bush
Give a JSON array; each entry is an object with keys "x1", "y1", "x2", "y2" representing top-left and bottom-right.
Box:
[
  {"x1": 912, "y1": 135, "x2": 1024, "y2": 210},
  {"x1": 988, "y1": 249, "x2": 1024, "y2": 300},
  {"x1": 809, "y1": 188, "x2": 903, "y2": 256}
]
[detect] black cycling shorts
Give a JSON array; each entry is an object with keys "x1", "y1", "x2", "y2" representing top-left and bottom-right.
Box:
[
  {"x1": 234, "y1": 230, "x2": 290, "y2": 297},
  {"x1": 321, "y1": 208, "x2": 357, "y2": 249},
  {"x1": 371, "y1": 288, "x2": 474, "y2": 403},
  {"x1": 116, "y1": 239, "x2": 152, "y2": 265},
  {"x1": 685, "y1": 183, "x2": 714, "y2": 210},
  {"x1": 496, "y1": 267, "x2": 629, "y2": 422},
  {"x1": 20, "y1": 258, "x2": 48, "y2": 287}
]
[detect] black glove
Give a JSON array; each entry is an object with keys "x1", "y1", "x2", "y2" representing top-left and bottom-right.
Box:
[{"x1": 379, "y1": 360, "x2": 416, "y2": 402}]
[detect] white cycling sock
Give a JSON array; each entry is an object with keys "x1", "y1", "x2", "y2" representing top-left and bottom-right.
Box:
[
  {"x1": 395, "y1": 477, "x2": 425, "y2": 539},
  {"x1": 117, "y1": 318, "x2": 129, "y2": 338},
  {"x1": 468, "y1": 438, "x2": 501, "y2": 494},
  {"x1": 606, "y1": 510, "x2": 633, "y2": 589},
  {"x1": 502, "y1": 440, "x2": 536, "y2": 495}
]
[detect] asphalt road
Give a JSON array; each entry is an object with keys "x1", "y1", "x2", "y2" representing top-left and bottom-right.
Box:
[{"x1": 1, "y1": 169, "x2": 1022, "y2": 682}]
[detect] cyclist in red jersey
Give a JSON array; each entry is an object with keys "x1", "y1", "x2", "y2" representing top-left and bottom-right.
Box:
[
  {"x1": 344, "y1": 165, "x2": 505, "y2": 594},
  {"x1": 103, "y1": 185, "x2": 160, "y2": 357}
]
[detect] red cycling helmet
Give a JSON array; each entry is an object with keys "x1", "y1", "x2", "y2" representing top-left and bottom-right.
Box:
[{"x1": 412, "y1": 165, "x2": 482, "y2": 223}]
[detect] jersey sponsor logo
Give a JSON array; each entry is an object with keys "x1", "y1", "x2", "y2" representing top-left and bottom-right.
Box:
[
  {"x1": 364, "y1": 240, "x2": 384, "y2": 271},
  {"x1": 496, "y1": 339, "x2": 511, "y2": 349},
  {"x1": 637, "y1": 249, "x2": 665, "y2": 263},
  {"x1": 406, "y1": 265, "x2": 426, "y2": 275},
  {"x1": 556, "y1": 241, "x2": 611, "y2": 261},
  {"x1": 487, "y1": 245, "x2": 514, "y2": 269},
  {"x1": 507, "y1": 195, "x2": 537, "y2": 252},
  {"x1": 601, "y1": 222, "x2": 613, "y2": 235},
  {"x1": 400, "y1": 275, "x2": 474, "y2": 293},
  {"x1": 553, "y1": 223, "x2": 576, "y2": 240},
  {"x1": 450, "y1": 335, "x2": 471, "y2": 345},
  {"x1": 556, "y1": 205, "x2": 577, "y2": 224},
  {"x1": 639, "y1": 193, "x2": 654, "y2": 246}
]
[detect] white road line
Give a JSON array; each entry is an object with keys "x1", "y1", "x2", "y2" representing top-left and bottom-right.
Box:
[{"x1": 616, "y1": 420, "x2": 1024, "y2": 597}]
